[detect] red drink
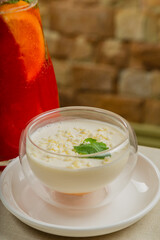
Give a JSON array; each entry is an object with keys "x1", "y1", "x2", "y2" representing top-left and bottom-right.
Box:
[{"x1": 0, "y1": 0, "x2": 59, "y2": 166}]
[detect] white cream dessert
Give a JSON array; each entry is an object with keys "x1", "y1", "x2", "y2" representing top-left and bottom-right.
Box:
[{"x1": 26, "y1": 119, "x2": 130, "y2": 194}]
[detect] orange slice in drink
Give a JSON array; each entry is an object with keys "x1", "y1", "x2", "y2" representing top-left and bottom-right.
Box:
[{"x1": 0, "y1": 1, "x2": 45, "y2": 82}]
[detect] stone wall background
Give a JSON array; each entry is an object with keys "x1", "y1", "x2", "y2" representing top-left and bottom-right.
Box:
[{"x1": 39, "y1": 0, "x2": 160, "y2": 126}]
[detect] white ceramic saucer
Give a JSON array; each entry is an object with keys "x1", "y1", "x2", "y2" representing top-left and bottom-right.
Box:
[{"x1": 0, "y1": 153, "x2": 160, "y2": 237}]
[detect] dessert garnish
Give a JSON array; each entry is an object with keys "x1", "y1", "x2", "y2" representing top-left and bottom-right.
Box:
[{"x1": 73, "y1": 138, "x2": 111, "y2": 159}]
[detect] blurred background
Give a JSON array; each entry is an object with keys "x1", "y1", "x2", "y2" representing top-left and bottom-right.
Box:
[{"x1": 39, "y1": 0, "x2": 160, "y2": 148}]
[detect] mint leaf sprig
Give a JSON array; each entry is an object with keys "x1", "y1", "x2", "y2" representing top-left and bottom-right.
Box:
[
  {"x1": 3, "y1": 0, "x2": 34, "y2": 4},
  {"x1": 73, "y1": 138, "x2": 111, "y2": 159}
]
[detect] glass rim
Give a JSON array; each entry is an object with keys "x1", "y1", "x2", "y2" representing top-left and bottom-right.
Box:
[
  {"x1": 26, "y1": 106, "x2": 132, "y2": 159},
  {"x1": 0, "y1": 0, "x2": 38, "y2": 14}
]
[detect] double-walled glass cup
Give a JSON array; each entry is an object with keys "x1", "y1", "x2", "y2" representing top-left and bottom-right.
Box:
[{"x1": 19, "y1": 106, "x2": 138, "y2": 209}]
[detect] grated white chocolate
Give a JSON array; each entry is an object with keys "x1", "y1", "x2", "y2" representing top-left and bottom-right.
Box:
[{"x1": 28, "y1": 119, "x2": 126, "y2": 169}]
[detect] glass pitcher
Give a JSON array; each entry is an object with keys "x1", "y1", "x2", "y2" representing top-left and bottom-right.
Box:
[{"x1": 0, "y1": 0, "x2": 59, "y2": 168}]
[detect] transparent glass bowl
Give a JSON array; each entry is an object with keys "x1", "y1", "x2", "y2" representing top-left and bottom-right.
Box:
[{"x1": 19, "y1": 106, "x2": 138, "y2": 209}]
